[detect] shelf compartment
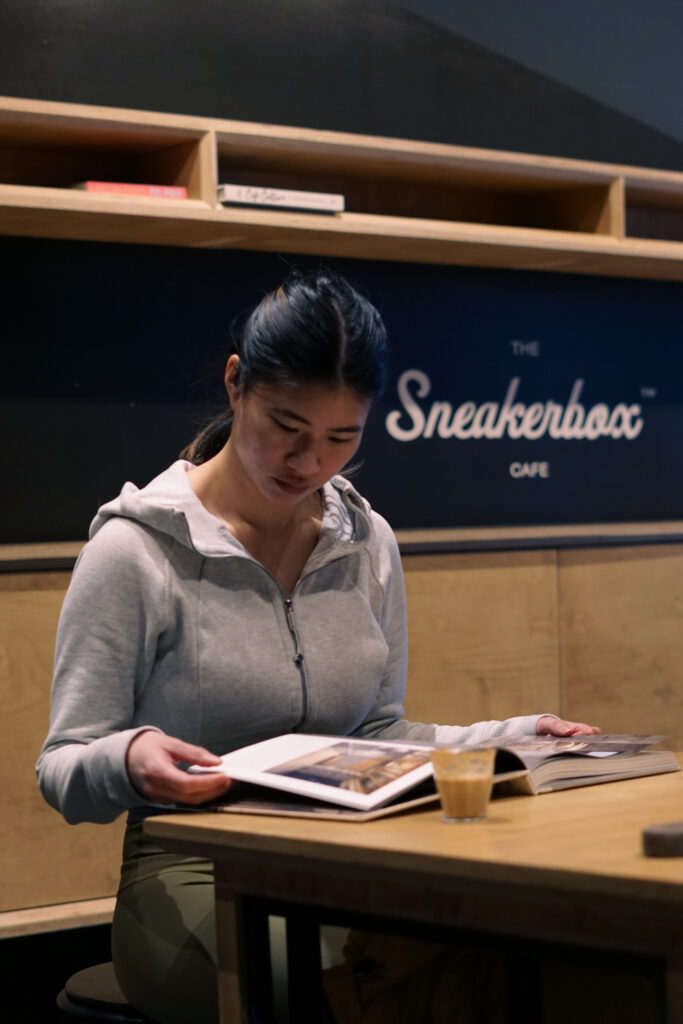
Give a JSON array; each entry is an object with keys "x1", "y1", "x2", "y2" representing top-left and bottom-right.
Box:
[
  {"x1": 624, "y1": 171, "x2": 683, "y2": 243},
  {"x1": 216, "y1": 167, "x2": 622, "y2": 236},
  {"x1": 216, "y1": 130, "x2": 623, "y2": 237},
  {"x1": 626, "y1": 193, "x2": 683, "y2": 243},
  {"x1": 0, "y1": 105, "x2": 213, "y2": 200}
]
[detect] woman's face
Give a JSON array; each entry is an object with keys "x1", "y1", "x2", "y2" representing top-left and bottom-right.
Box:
[{"x1": 226, "y1": 357, "x2": 371, "y2": 507}]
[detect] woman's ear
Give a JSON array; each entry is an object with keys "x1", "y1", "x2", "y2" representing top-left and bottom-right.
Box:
[{"x1": 224, "y1": 354, "x2": 241, "y2": 403}]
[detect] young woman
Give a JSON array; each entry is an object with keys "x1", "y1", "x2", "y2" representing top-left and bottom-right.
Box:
[{"x1": 37, "y1": 268, "x2": 598, "y2": 1023}]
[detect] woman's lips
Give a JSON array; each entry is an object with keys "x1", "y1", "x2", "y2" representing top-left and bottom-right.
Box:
[{"x1": 273, "y1": 475, "x2": 311, "y2": 494}]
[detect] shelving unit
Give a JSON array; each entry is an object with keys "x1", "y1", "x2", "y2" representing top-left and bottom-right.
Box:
[{"x1": 0, "y1": 95, "x2": 681, "y2": 279}]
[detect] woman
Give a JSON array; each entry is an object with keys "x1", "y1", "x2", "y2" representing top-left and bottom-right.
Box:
[{"x1": 37, "y1": 268, "x2": 598, "y2": 1024}]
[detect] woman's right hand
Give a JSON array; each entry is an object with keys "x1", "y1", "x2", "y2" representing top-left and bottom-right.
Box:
[{"x1": 126, "y1": 729, "x2": 233, "y2": 805}]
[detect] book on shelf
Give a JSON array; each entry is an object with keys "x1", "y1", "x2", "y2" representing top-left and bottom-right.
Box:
[
  {"x1": 74, "y1": 181, "x2": 188, "y2": 199},
  {"x1": 187, "y1": 732, "x2": 679, "y2": 822},
  {"x1": 216, "y1": 182, "x2": 345, "y2": 213}
]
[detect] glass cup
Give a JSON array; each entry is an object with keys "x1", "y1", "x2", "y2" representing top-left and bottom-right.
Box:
[{"x1": 430, "y1": 746, "x2": 496, "y2": 822}]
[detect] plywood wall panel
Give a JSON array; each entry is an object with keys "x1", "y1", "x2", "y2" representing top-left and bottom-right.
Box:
[
  {"x1": 7, "y1": 542, "x2": 683, "y2": 916},
  {"x1": 402, "y1": 551, "x2": 560, "y2": 729},
  {"x1": 557, "y1": 545, "x2": 683, "y2": 747},
  {"x1": 0, "y1": 573, "x2": 124, "y2": 912}
]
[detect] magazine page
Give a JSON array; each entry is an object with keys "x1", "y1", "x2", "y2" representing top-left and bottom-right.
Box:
[
  {"x1": 481, "y1": 734, "x2": 667, "y2": 773},
  {"x1": 533, "y1": 734, "x2": 667, "y2": 755},
  {"x1": 214, "y1": 780, "x2": 440, "y2": 821},
  {"x1": 203, "y1": 734, "x2": 435, "y2": 811},
  {"x1": 466, "y1": 733, "x2": 663, "y2": 778}
]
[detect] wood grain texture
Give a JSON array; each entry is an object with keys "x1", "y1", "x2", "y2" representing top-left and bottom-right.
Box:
[
  {"x1": 558, "y1": 545, "x2": 683, "y2": 747},
  {"x1": 0, "y1": 93, "x2": 679, "y2": 196},
  {"x1": 3, "y1": 524, "x2": 683, "y2": 570},
  {"x1": 0, "y1": 541, "x2": 84, "y2": 569},
  {"x1": 145, "y1": 767, "x2": 683, "y2": 903},
  {"x1": 0, "y1": 896, "x2": 115, "y2": 939},
  {"x1": 148, "y1": 772, "x2": 683, "y2": 1024},
  {"x1": 6, "y1": 541, "x2": 683, "y2": 920},
  {"x1": 2, "y1": 193, "x2": 681, "y2": 278},
  {"x1": 0, "y1": 574, "x2": 124, "y2": 912},
  {"x1": 0, "y1": 95, "x2": 682, "y2": 278},
  {"x1": 608, "y1": 177, "x2": 626, "y2": 241},
  {"x1": 402, "y1": 551, "x2": 559, "y2": 727},
  {"x1": 214, "y1": 876, "x2": 244, "y2": 1024},
  {"x1": 395, "y1": 520, "x2": 683, "y2": 547}
]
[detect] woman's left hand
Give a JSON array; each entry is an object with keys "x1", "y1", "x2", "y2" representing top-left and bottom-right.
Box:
[{"x1": 536, "y1": 715, "x2": 602, "y2": 736}]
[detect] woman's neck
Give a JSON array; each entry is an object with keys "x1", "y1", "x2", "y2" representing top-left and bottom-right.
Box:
[
  {"x1": 187, "y1": 443, "x2": 322, "y2": 536},
  {"x1": 186, "y1": 445, "x2": 324, "y2": 594}
]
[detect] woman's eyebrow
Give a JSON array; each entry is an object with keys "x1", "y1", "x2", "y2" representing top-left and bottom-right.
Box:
[{"x1": 272, "y1": 406, "x2": 362, "y2": 432}]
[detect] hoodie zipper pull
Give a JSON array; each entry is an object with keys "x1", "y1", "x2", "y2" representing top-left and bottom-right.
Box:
[
  {"x1": 285, "y1": 598, "x2": 304, "y2": 666},
  {"x1": 285, "y1": 597, "x2": 308, "y2": 729}
]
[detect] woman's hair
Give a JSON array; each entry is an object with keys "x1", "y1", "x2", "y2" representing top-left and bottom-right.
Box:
[{"x1": 181, "y1": 267, "x2": 388, "y2": 464}]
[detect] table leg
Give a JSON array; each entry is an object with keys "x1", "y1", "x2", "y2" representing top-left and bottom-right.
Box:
[
  {"x1": 214, "y1": 883, "x2": 243, "y2": 1024},
  {"x1": 286, "y1": 909, "x2": 324, "y2": 1022},
  {"x1": 667, "y1": 954, "x2": 683, "y2": 1024},
  {"x1": 236, "y1": 897, "x2": 274, "y2": 1021},
  {"x1": 215, "y1": 866, "x2": 274, "y2": 1024}
]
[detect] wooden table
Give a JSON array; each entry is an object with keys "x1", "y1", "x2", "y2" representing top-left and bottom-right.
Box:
[{"x1": 145, "y1": 768, "x2": 683, "y2": 1022}]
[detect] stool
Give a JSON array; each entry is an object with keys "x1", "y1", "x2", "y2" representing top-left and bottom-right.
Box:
[{"x1": 57, "y1": 961, "x2": 150, "y2": 1022}]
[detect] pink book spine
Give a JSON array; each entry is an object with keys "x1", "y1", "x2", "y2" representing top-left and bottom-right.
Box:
[{"x1": 78, "y1": 181, "x2": 188, "y2": 199}]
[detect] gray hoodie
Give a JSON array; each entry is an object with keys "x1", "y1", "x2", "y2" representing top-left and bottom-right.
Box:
[{"x1": 37, "y1": 460, "x2": 542, "y2": 824}]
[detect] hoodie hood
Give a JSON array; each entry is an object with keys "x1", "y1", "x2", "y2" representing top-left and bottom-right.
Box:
[{"x1": 89, "y1": 460, "x2": 373, "y2": 559}]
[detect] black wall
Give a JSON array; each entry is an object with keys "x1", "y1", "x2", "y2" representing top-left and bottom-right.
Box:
[
  {"x1": 1, "y1": 0, "x2": 681, "y2": 168},
  {"x1": 1, "y1": 1, "x2": 682, "y2": 540}
]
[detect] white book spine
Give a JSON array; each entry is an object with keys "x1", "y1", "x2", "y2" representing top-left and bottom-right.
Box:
[{"x1": 217, "y1": 183, "x2": 345, "y2": 212}]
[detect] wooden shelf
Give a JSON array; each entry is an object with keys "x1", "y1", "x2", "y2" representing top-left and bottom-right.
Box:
[
  {"x1": 0, "y1": 95, "x2": 682, "y2": 278},
  {"x1": 4, "y1": 522, "x2": 683, "y2": 572},
  {"x1": 0, "y1": 897, "x2": 115, "y2": 939}
]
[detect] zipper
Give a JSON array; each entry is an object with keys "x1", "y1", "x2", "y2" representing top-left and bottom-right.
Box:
[
  {"x1": 285, "y1": 596, "x2": 308, "y2": 727},
  {"x1": 227, "y1": 542, "x2": 355, "y2": 729}
]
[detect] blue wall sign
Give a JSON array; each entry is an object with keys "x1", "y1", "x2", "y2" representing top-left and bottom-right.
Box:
[
  {"x1": 354, "y1": 260, "x2": 683, "y2": 527},
  {"x1": 2, "y1": 240, "x2": 682, "y2": 540}
]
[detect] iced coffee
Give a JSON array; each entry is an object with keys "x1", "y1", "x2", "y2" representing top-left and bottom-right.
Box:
[{"x1": 430, "y1": 746, "x2": 495, "y2": 822}]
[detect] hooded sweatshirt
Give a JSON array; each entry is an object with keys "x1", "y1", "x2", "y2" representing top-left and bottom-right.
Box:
[{"x1": 36, "y1": 460, "x2": 543, "y2": 825}]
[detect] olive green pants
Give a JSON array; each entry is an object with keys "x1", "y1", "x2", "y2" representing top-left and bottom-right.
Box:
[
  {"x1": 112, "y1": 822, "x2": 220, "y2": 1024},
  {"x1": 112, "y1": 823, "x2": 304, "y2": 1024}
]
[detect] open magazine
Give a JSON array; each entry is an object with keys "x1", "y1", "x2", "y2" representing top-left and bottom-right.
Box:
[
  {"x1": 190, "y1": 732, "x2": 680, "y2": 822},
  {"x1": 487, "y1": 734, "x2": 678, "y2": 795}
]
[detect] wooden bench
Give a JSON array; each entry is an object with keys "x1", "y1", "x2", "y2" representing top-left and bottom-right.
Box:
[{"x1": 3, "y1": 529, "x2": 683, "y2": 927}]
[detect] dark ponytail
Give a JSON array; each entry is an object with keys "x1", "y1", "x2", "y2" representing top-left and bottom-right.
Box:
[{"x1": 181, "y1": 267, "x2": 388, "y2": 465}]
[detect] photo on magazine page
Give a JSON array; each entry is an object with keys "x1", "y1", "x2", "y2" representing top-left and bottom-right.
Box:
[{"x1": 266, "y1": 741, "x2": 432, "y2": 795}]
